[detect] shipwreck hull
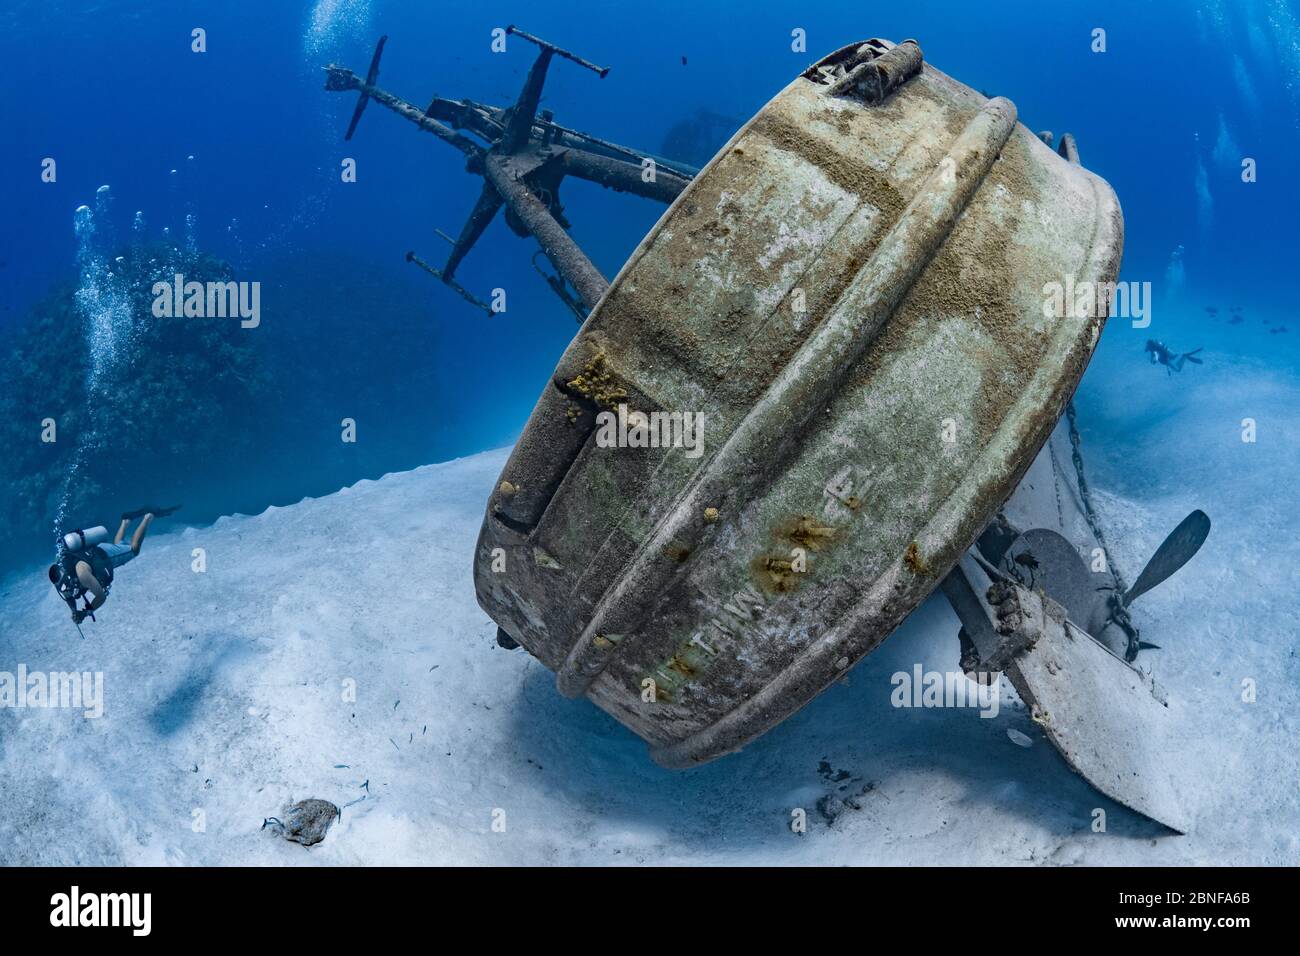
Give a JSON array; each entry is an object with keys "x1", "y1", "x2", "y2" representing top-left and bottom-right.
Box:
[{"x1": 474, "y1": 38, "x2": 1123, "y2": 766}]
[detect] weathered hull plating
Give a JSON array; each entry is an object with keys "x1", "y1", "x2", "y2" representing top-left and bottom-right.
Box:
[{"x1": 474, "y1": 39, "x2": 1124, "y2": 766}]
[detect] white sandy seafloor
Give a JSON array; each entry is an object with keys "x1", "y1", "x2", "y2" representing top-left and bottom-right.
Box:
[{"x1": 1, "y1": 347, "x2": 1297, "y2": 866}]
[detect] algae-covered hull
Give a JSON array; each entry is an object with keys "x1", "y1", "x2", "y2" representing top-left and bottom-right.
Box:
[{"x1": 474, "y1": 38, "x2": 1123, "y2": 766}]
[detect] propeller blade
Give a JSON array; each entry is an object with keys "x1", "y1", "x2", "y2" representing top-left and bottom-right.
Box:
[
  {"x1": 344, "y1": 36, "x2": 387, "y2": 141},
  {"x1": 1123, "y1": 510, "x2": 1210, "y2": 607}
]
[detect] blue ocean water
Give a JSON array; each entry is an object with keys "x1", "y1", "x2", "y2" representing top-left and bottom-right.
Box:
[
  {"x1": 1, "y1": 1, "x2": 1299, "y2": 869},
  {"x1": 1, "y1": 0, "x2": 1297, "y2": 566}
]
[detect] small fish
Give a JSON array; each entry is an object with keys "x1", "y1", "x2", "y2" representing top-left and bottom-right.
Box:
[
  {"x1": 1007, "y1": 728, "x2": 1034, "y2": 748},
  {"x1": 681, "y1": 55, "x2": 687, "y2": 66}
]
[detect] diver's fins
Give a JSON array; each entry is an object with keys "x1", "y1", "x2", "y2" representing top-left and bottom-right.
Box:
[
  {"x1": 1123, "y1": 510, "x2": 1210, "y2": 607},
  {"x1": 1182, "y1": 348, "x2": 1204, "y2": 365},
  {"x1": 121, "y1": 504, "x2": 182, "y2": 520}
]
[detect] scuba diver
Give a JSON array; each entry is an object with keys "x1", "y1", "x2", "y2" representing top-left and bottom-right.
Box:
[
  {"x1": 49, "y1": 505, "x2": 180, "y2": 631},
  {"x1": 1145, "y1": 339, "x2": 1203, "y2": 374}
]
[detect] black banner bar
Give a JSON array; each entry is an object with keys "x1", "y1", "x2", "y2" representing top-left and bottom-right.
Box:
[{"x1": 0, "y1": 866, "x2": 1279, "y2": 941}]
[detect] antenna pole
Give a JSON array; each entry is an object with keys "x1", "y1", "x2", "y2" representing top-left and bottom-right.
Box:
[{"x1": 505, "y1": 25, "x2": 610, "y2": 78}]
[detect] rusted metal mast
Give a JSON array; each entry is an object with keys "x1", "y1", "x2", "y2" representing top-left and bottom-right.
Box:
[{"x1": 324, "y1": 27, "x2": 693, "y2": 318}]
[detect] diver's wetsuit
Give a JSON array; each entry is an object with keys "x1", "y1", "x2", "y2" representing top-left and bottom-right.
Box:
[
  {"x1": 86, "y1": 540, "x2": 136, "y2": 582},
  {"x1": 1145, "y1": 339, "x2": 1203, "y2": 373},
  {"x1": 51, "y1": 507, "x2": 177, "y2": 623},
  {"x1": 51, "y1": 540, "x2": 133, "y2": 612}
]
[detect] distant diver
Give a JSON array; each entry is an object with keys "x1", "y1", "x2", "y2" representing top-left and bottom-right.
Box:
[
  {"x1": 1144, "y1": 339, "x2": 1203, "y2": 374},
  {"x1": 49, "y1": 505, "x2": 180, "y2": 632}
]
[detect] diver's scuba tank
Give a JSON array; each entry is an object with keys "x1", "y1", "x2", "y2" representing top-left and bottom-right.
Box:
[{"x1": 62, "y1": 526, "x2": 109, "y2": 554}]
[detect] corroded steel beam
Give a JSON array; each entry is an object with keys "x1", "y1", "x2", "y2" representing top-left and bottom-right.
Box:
[
  {"x1": 557, "y1": 149, "x2": 690, "y2": 204},
  {"x1": 484, "y1": 154, "x2": 609, "y2": 313},
  {"x1": 505, "y1": 24, "x2": 610, "y2": 78},
  {"x1": 405, "y1": 251, "x2": 492, "y2": 314},
  {"x1": 324, "y1": 64, "x2": 483, "y2": 159},
  {"x1": 442, "y1": 182, "x2": 505, "y2": 282}
]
